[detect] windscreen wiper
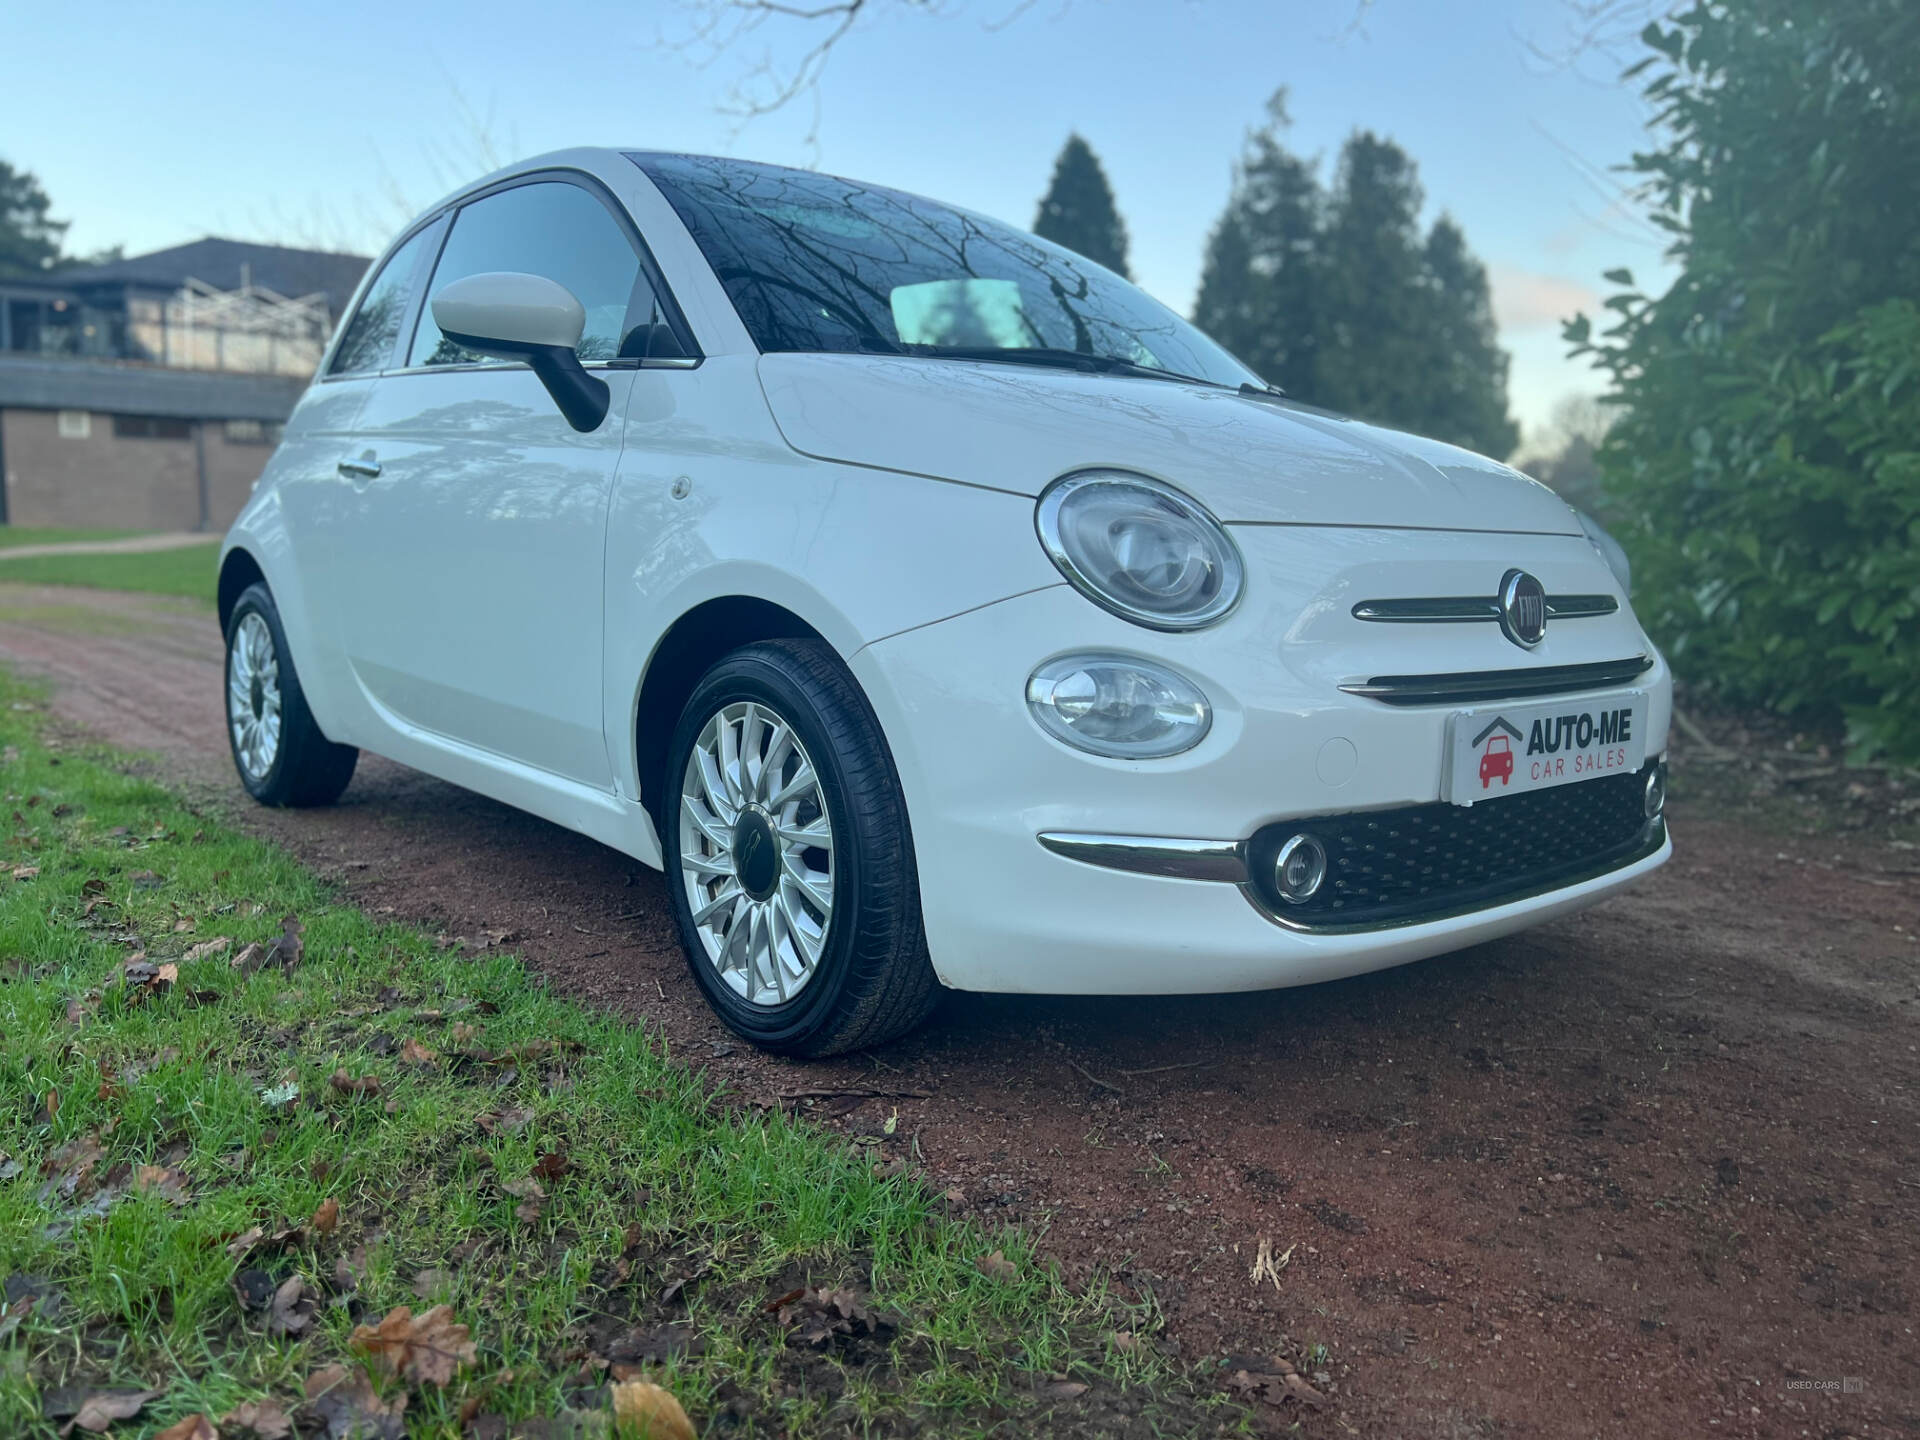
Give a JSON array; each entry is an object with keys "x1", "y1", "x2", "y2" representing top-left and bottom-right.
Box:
[{"x1": 903, "y1": 346, "x2": 1227, "y2": 388}]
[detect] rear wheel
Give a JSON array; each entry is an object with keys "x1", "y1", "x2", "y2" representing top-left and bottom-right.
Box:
[
  {"x1": 224, "y1": 583, "x2": 358, "y2": 807},
  {"x1": 662, "y1": 639, "x2": 938, "y2": 1056}
]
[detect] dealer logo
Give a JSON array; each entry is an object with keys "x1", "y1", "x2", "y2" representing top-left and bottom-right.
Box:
[
  {"x1": 1473, "y1": 716, "x2": 1523, "y2": 790},
  {"x1": 1498, "y1": 568, "x2": 1547, "y2": 649}
]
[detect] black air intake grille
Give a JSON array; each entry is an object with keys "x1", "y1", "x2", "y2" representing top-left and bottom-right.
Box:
[{"x1": 1247, "y1": 764, "x2": 1660, "y2": 928}]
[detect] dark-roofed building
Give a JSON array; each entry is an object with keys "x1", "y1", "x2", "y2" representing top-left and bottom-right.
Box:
[{"x1": 0, "y1": 237, "x2": 368, "y2": 531}]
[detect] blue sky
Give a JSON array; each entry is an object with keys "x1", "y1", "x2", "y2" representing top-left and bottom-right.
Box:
[{"x1": 2, "y1": 0, "x2": 1670, "y2": 448}]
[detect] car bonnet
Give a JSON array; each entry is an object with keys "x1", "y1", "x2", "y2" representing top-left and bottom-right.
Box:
[{"x1": 755, "y1": 352, "x2": 1581, "y2": 535}]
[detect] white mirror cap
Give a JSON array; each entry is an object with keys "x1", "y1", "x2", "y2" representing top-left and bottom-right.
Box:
[{"x1": 430, "y1": 271, "x2": 585, "y2": 352}]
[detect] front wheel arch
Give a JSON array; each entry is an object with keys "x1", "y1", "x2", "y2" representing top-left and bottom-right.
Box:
[
  {"x1": 633, "y1": 596, "x2": 829, "y2": 832},
  {"x1": 217, "y1": 546, "x2": 267, "y2": 635}
]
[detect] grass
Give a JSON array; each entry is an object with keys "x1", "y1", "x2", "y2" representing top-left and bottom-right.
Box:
[
  {"x1": 0, "y1": 529, "x2": 149, "y2": 551},
  {"x1": 0, "y1": 543, "x2": 219, "y2": 604},
  {"x1": 0, "y1": 673, "x2": 1239, "y2": 1439}
]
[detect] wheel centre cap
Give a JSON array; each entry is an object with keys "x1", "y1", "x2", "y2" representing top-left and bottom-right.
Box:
[{"x1": 732, "y1": 810, "x2": 779, "y2": 901}]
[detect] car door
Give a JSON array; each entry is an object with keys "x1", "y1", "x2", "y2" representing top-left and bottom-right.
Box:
[
  {"x1": 272, "y1": 220, "x2": 442, "y2": 720},
  {"x1": 335, "y1": 177, "x2": 667, "y2": 791}
]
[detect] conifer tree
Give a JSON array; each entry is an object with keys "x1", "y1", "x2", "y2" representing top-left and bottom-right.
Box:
[
  {"x1": 1192, "y1": 104, "x2": 1516, "y2": 457},
  {"x1": 1417, "y1": 216, "x2": 1518, "y2": 457},
  {"x1": 1193, "y1": 92, "x2": 1324, "y2": 396},
  {"x1": 1032, "y1": 135, "x2": 1131, "y2": 277}
]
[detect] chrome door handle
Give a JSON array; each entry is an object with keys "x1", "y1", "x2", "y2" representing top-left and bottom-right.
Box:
[{"x1": 337, "y1": 455, "x2": 381, "y2": 480}]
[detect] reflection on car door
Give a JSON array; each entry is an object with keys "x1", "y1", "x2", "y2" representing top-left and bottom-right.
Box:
[
  {"x1": 273, "y1": 221, "x2": 440, "y2": 718},
  {"x1": 333, "y1": 178, "x2": 666, "y2": 791}
]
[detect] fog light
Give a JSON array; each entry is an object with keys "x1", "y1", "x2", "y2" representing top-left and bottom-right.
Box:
[
  {"x1": 1643, "y1": 765, "x2": 1667, "y2": 819},
  {"x1": 1026, "y1": 653, "x2": 1211, "y2": 759},
  {"x1": 1272, "y1": 834, "x2": 1327, "y2": 904}
]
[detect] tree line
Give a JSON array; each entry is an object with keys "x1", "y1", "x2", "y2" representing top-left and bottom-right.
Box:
[{"x1": 1032, "y1": 93, "x2": 1517, "y2": 461}]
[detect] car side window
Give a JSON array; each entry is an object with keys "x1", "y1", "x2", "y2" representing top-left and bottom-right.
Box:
[
  {"x1": 328, "y1": 226, "x2": 433, "y2": 377},
  {"x1": 408, "y1": 180, "x2": 664, "y2": 368}
]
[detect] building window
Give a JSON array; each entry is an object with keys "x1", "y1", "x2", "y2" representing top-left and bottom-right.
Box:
[
  {"x1": 57, "y1": 410, "x2": 92, "y2": 439},
  {"x1": 223, "y1": 419, "x2": 283, "y2": 445},
  {"x1": 111, "y1": 415, "x2": 192, "y2": 440}
]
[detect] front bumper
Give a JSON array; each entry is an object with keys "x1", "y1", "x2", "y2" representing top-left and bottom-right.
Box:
[{"x1": 849, "y1": 528, "x2": 1673, "y2": 995}]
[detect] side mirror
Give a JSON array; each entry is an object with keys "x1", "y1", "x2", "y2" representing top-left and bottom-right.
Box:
[{"x1": 429, "y1": 272, "x2": 610, "y2": 432}]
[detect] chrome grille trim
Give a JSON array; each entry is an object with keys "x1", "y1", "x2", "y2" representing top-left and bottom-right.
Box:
[
  {"x1": 1338, "y1": 654, "x2": 1654, "y2": 707},
  {"x1": 1352, "y1": 594, "x2": 1618, "y2": 623},
  {"x1": 1037, "y1": 833, "x2": 1247, "y2": 882}
]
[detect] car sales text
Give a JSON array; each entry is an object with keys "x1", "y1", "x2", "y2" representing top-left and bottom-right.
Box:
[{"x1": 1525, "y1": 707, "x2": 1633, "y2": 781}]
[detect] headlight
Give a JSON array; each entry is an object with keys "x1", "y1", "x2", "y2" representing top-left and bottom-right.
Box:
[
  {"x1": 1036, "y1": 471, "x2": 1244, "y2": 630},
  {"x1": 1575, "y1": 509, "x2": 1632, "y2": 596},
  {"x1": 1026, "y1": 653, "x2": 1211, "y2": 759}
]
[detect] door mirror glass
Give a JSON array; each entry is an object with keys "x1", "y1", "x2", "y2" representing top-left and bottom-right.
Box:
[{"x1": 429, "y1": 272, "x2": 609, "y2": 433}]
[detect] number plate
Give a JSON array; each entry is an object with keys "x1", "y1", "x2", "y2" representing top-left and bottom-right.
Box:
[{"x1": 1445, "y1": 691, "x2": 1648, "y2": 807}]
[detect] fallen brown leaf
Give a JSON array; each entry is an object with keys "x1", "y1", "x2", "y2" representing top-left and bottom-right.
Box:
[
  {"x1": 974, "y1": 1250, "x2": 1018, "y2": 1283},
  {"x1": 302, "y1": 1363, "x2": 405, "y2": 1439},
  {"x1": 411, "y1": 1267, "x2": 453, "y2": 1299},
  {"x1": 311, "y1": 1197, "x2": 340, "y2": 1235},
  {"x1": 60, "y1": 1388, "x2": 161, "y2": 1435},
  {"x1": 398, "y1": 1038, "x2": 438, "y2": 1066},
  {"x1": 476, "y1": 1106, "x2": 533, "y2": 1135},
  {"x1": 133, "y1": 1164, "x2": 191, "y2": 1204},
  {"x1": 229, "y1": 942, "x2": 266, "y2": 976},
  {"x1": 219, "y1": 1397, "x2": 293, "y2": 1439},
  {"x1": 267, "y1": 915, "x2": 304, "y2": 972},
  {"x1": 328, "y1": 1070, "x2": 380, "y2": 1098},
  {"x1": 0, "y1": 1293, "x2": 38, "y2": 1342},
  {"x1": 184, "y1": 936, "x2": 231, "y2": 962},
  {"x1": 1225, "y1": 1364, "x2": 1326, "y2": 1411},
  {"x1": 348, "y1": 1304, "x2": 477, "y2": 1386},
  {"x1": 1042, "y1": 1379, "x2": 1090, "y2": 1401},
  {"x1": 153, "y1": 1414, "x2": 217, "y2": 1440},
  {"x1": 267, "y1": 1275, "x2": 316, "y2": 1336},
  {"x1": 333, "y1": 1244, "x2": 368, "y2": 1294},
  {"x1": 609, "y1": 1380, "x2": 696, "y2": 1440},
  {"x1": 769, "y1": 1284, "x2": 891, "y2": 1348},
  {"x1": 225, "y1": 1222, "x2": 307, "y2": 1263},
  {"x1": 531, "y1": 1150, "x2": 570, "y2": 1182},
  {"x1": 502, "y1": 1174, "x2": 546, "y2": 1223}
]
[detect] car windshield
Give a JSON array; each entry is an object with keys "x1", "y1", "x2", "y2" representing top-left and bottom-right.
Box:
[{"x1": 632, "y1": 153, "x2": 1261, "y2": 390}]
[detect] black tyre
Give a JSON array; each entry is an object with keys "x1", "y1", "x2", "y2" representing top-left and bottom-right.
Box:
[
  {"x1": 224, "y1": 582, "x2": 358, "y2": 807},
  {"x1": 663, "y1": 638, "x2": 939, "y2": 1056}
]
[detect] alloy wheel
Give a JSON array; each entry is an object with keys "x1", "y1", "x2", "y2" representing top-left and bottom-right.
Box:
[
  {"x1": 678, "y1": 701, "x2": 835, "y2": 1006},
  {"x1": 227, "y1": 612, "x2": 283, "y2": 782}
]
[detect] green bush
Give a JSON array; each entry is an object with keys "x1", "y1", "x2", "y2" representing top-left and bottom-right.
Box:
[
  {"x1": 1598, "y1": 300, "x2": 1920, "y2": 759},
  {"x1": 1570, "y1": 1, "x2": 1920, "y2": 761}
]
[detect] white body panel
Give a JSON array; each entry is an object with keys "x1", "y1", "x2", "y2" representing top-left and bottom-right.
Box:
[{"x1": 222, "y1": 146, "x2": 1672, "y2": 997}]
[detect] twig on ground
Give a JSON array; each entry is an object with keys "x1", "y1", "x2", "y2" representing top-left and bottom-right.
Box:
[
  {"x1": 1117, "y1": 1061, "x2": 1212, "y2": 1078},
  {"x1": 1780, "y1": 766, "x2": 1841, "y2": 784},
  {"x1": 1672, "y1": 708, "x2": 1737, "y2": 760},
  {"x1": 1068, "y1": 1059, "x2": 1124, "y2": 1094},
  {"x1": 777, "y1": 1086, "x2": 932, "y2": 1101}
]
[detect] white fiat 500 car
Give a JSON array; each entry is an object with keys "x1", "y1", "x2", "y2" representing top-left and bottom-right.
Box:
[{"x1": 219, "y1": 148, "x2": 1672, "y2": 1055}]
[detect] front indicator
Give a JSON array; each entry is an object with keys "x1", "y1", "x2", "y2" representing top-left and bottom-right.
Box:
[{"x1": 1025, "y1": 653, "x2": 1211, "y2": 759}]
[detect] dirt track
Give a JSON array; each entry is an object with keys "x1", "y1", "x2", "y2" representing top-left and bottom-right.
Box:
[{"x1": 2, "y1": 581, "x2": 1914, "y2": 1439}]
